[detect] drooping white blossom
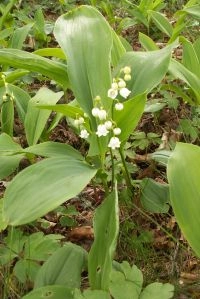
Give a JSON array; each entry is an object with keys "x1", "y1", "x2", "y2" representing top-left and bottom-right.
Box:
[
  {"x1": 118, "y1": 79, "x2": 126, "y2": 88},
  {"x1": 111, "y1": 82, "x2": 118, "y2": 90},
  {"x1": 96, "y1": 124, "x2": 109, "y2": 137},
  {"x1": 92, "y1": 107, "x2": 100, "y2": 117},
  {"x1": 115, "y1": 102, "x2": 124, "y2": 111},
  {"x1": 113, "y1": 127, "x2": 121, "y2": 135},
  {"x1": 74, "y1": 117, "x2": 85, "y2": 126},
  {"x1": 98, "y1": 109, "x2": 107, "y2": 120},
  {"x1": 108, "y1": 137, "x2": 121, "y2": 150},
  {"x1": 108, "y1": 88, "x2": 118, "y2": 99},
  {"x1": 104, "y1": 120, "x2": 112, "y2": 130},
  {"x1": 80, "y1": 129, "x2": 89, "y2": 139},
  {"x1": 119, "y1": 87, "x2": 131, "y2": 99}
]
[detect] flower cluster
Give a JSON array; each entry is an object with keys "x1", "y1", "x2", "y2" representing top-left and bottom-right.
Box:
[
  {"x1": 77, "y1": 66, "x2": 132, "y2": 150},
  {"x1": 107, "y1": 66, "x2": 132, "y2": 101}
]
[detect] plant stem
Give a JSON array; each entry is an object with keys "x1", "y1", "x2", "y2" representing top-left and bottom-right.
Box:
[
  {"x1": 109, "y1": 148, "x2": 115, "y2": 191},
  {"x1": 119, "y1": 147, "x2": 133, "y2": 194}
]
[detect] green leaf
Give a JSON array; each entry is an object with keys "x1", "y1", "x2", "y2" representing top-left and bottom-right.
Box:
[
  {"x1": 110, "y1": 261, "x2": 143, "y2": 299},
  {"x1": 23, "y1": 232, "x2": 62, "y2": 261},
  {"x1": 34, "y1": 48, "x2": 66, "y2": 59},
  {"x1": 182, "y1": 38, "x2": 200, "y2": 77},
  {"x1": 0, "y1": 199, "x2": 7, "y2": 231},
  {"x1": 14, "y1": 260, "x2": 40, "y2": 283},
  {"x1": 38, "y1": 104, "x2": 83, "y2": 119},
  {"x1": 88, "y1": 185, "x2": 119, "y2": 290},
  {"x1": 1, "y1": 95, "x2": 14, "y2": 136},
  {"x1": 169, "y1": 59, "x2": 200, "y2": 104},
  {"x1": 182, "y1": 5, "x2": 200, "y2": 19},
  {"x1": 139, "y1": 282, "x2": 174, "y2": 299},
  {"x1": 150, "y1": 150, "x2": 172, "y2": 166},
  {"x1": 7, "y1": 83, "x2": 30, "y2": 123},
  {"x1": 140, "y1": 178, "x2": 170, "y2": 213},
  {"x1": 74, "y1": 289, "x2": 111, "y2": 299},
  {"x1": 111, "y1": 30, "x2": 126, "y2": 67},
  {"x1": 22, "y1": 285, "x2": 74, "y2": 299},
  {"x1": 0, "y1": 48, "x2": 69, "y2": 89},
  {"x1": 34, "y1": 243, "x2": 87, "y2": 289},
  {"x1": 139, "y1": 33, "x2": 159, "y2": 51},
  {"x1": 9, "y1": 23, "x2": 33, "y2": 49},
  {"x1": 167, "y1": 143, "x2": 200, "y2": 257},
  {"x1": 113, "y1": 93, "x2": 146, "y2": 143},
  {"x1": 114, "y1": 43, "x2": 176, "y2": 96},
  {"x1": 54, "y1": 5, "x2": 112, "y2": 119},
  {"x1": 0, "y1": 155, "x2": 23, "y2": 179},
  {"x1": 3, "y1": 157, "x2": 97, "y2": 225},
  {"x1": 149, "y1": 11, "x2": 173, "y2": 37},
  {"x1": 24, "y1": 141, "x2": 83, "y2": 160},
  {"x1": 0, "y1": 70, "x2": 29, "y2": 87},
  {"x1": 0, "y1": 133, "x2": 22, "y2": 155},
  {"x1": 24, "y1": 88, "x2": 63, "y2": 145}
]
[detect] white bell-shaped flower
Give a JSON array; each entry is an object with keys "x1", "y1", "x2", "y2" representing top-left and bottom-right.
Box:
[
  {"x1": 96, "y1": 124, "x2": 109, "y2": 137},
  {"x1": 108, "y1": 137, "x2": 121, "y2": 150},
  {"x1": 98, "y1": 109, "x2": 107, "y2": 120},
  {"x1": 80, "y1": 129, "x2": 89, "y2": 139},
  {"x1": 108, "y1": 88, "x2": 118, "y2": 99},
  {"x1": 115, "y1": 102, "x2": 124, "y2": 111},
  {"x1": 104, "y1": 121, "x2": 112, "y2": 130},
  {"x1": 113, "y1": 127, "x2": 121, "y2": 135},
  {"x1": 119, "y1": 87, "x2": 131, "y2": 99},
  {"x1": 92, "y1": 107, "x2": 100, "y2": 117}
]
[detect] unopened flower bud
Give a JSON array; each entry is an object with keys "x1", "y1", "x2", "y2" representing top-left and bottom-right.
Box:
[
  {"x1": 113, "y1": 127, "x2": 121, "y2": 135},
  {"x1": 123, "y1": 66, "x2": 131, "y2": 74}
]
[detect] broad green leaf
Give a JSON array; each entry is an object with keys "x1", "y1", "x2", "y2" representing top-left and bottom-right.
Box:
[
  {"x1": 169, "y1": 59, "x2": 200, "y2": 104},
  {"x1": 113, "y1": 93, "x2": 146, "y2": 143},
  {"x1": 140, "y1": 178, "x2": 170, "y2": 213},
  {"x1": 23, "y1": 232, "x2": 62, "y2": 261},
  {"x1": 110, "y1": 261, "x2": 143, "y2": 299},
  {"x1": 151, "y1": 150, "x2": 172, "y2": 166},
  {"x1": 22, "y1": 285, "x2": 74, "y2": 299},
  {"x1": 111, "y1": 31, "x2": 126, "y2": 67},
  {"x1": 194, "y1": 37, "x2": 200, "y2": 61},
  {"x1": 34, "y1": 243, "x2": 87, "y2": 289},
  {"x1": 182, "y1": 5, "x2": 200, "y2": 19},
  {"x1": 54, "y1": 5, "x2": 112, "y2": 120},
  {"x1": 14, "y1": 259, "x2": 40, "y2": 283},
  {"x1": 0, "y1": 199, "x2": 7, "y2": 231},
  {"x1": 0, "y1": 133, "x2": 22, "y2": 154},
  {"x1": 149, "y1": 11, "x2": 173, "y2": 37},
  {"x1": 9, "y1": 23, "x2": 33, "y2": 49},
  {"x1": 34, "y1": 48, "x2": 66, "y2": 60},
  {"x1": 7, "y1": 83, "x2": 30, "y2": 123},
  {"x1": 167, "y1": 143, "x2": 200, "y2": 257},
  {"x1": 74, "y1": 289, "x2": 111, "y2": 299},
  {"x1": 0, "y1": 70, "x2": 29, "y2": 87},
  {"x1": 38, "y1": 104, "x2": 83, "y2": 118},
  {"x1": 0, "y1": 155, "x2": 23, "y2": 179},
  {"x1": 114, "y1": 43, "x2": 176, "y2": 96},
  {"x1": 139, "y1": 282, "x2": 174, "y2": 299},
  {"x1": 3, "y1": 157, "x2": 97, "y2": 225},
  {"x1": 1, "y1": 95, "x2": 14, "y2": 136},
  {"x1": 24, "y1": 88, "x2": 63, "y2": 145},
  {"x1": 88, "y1": 186, "x2": 119, "y2": 290},
  {"x1": 24, "y1": 141, "x2": 83, "y2": 160},
  {"x1": 139, "y1": 33, "x2": 159, "y2": 51},
  {"x1": 182, "y1": 38, "x2": 200, "y2": 77},
  {"x1": 0, "y1": 48, "x2": 69, "y2": 89}
]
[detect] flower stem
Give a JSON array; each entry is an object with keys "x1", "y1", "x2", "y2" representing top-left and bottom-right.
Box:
[
  {"x1": 119, "y1": 147, "x2": 133, "y2": 194},
  {"x1": 109, "y1": 148, "x2": 115, "y2": 191}
]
